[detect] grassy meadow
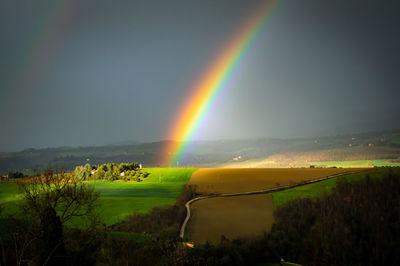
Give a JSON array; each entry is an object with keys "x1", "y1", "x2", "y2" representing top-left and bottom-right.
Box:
[
  {"x1": 0, "y1": 182, "x2": 22, "y2": 216},
  {"x1": 92, "y1": 168, "x2": 197, "y2": 225},
  {"x1": 0, "y1": 168, "x2": 197, "y2": 226},
  {"x1": 391, "y1": 136, "x2": 400, "y2": 145},
  {"x1": 270, "y1": 168, "x2": 391, "y2": 207},
  {"x1": 309, "y1": 159, "x2": 400, "y2": 168}
]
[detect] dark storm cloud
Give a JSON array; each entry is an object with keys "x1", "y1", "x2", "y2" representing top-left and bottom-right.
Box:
[{"x1": 0, "y1": 0, "x2": 399, "y2": 151}]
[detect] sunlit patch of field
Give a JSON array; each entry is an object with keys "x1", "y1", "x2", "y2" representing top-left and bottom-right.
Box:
[
  {"x1": 0, "y1": 183, "x2": 22, "y2": 216},
  {"x1": 187, "y1": 194, "x2": 274, "y2": 244},
  {"x1": 74, "y1": 168, "x2": 197, "y2": 225},
  {"x1": 309, "y1": 159, "x2": 400, "y2": 168},
  {"x1": 188, "y1": 168, "x2": 363, "y2": 194},
  {"x1": 271, "y1": 168, "x2": 392, "y2": 207},
  {"x1": 0, "y1": 168, "x2": 197, "y2": 227}
]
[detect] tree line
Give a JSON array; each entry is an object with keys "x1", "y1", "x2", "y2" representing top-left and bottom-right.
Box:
[
  {"x1": 5, "y1": 171, "x2": 25, "y2": 179},
  {"x1": 74, "y1": 162, "x2": 149, "y2": 181}
]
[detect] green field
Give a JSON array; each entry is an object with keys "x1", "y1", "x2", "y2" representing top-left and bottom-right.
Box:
[
  {"x1": 391, "y1": 137, "x2": 400, "y2": 145},
  {"x1": 0, "y1": 168, "x2": 197, "y2": 226},
  {"x1": 271, "y1": 168, "x2": 391, "y2": 207},
  {"x1": 310, "y1": 159, "x2": 400, "y2": 168},
  {"x1": 0, "y1": 182, "x2": 21, "y2": 216},
  {"x1": 93, "y1": 168, "x2": 197, "y2": 225}
]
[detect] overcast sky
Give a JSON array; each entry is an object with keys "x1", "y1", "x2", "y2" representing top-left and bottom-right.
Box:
[{"x1": 1, "y1": 0, "x2": 399, "y2": 151}]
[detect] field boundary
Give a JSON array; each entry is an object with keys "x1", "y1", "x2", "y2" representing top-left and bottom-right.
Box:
[{"x1": 180, "y1": 170, "x2": 367, "y2": 240}]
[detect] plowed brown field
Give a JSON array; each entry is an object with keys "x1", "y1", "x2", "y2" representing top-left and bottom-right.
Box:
[
  {"x1": 187, "y1": 194, "x2": 274, "y2": 244},
  {"x1": 188, "y1": 168, "x2": 362, "y2": 194},
  {"x1": 186, "y1": 168, "x2": 366, "y2": 244}
]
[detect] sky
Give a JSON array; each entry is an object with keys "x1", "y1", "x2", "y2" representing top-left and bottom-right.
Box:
[{"x1": 1, "y1": 0, "x2": 399, "y2": 152}]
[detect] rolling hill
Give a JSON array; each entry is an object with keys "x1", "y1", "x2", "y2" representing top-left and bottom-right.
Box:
[{"x1": 1, "y1": 130, "x2": 399, "y2": 174}]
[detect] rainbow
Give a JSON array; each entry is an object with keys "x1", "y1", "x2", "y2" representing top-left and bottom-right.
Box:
[{"x1": 162, "y1": 0, "x2": 281, "y2": 166}]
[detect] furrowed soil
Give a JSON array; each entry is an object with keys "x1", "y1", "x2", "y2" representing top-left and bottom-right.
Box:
[
  {"x1": 187, "y1": 194, "x2": 274, "y2": 244},
  {"x1": 186, "y1": 168, "x2": 366, "y2": 244},
  {"x1": 188, "y1": 168, "x2": 362, "y2": 194}
]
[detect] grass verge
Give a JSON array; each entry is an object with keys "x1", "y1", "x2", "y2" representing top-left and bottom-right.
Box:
[
  {"x1": 271, "y1": 168, "x2": 391, "y2": 208},
  {"x1": 309, "y1": 159, "x2": 400, "y2": 167}
]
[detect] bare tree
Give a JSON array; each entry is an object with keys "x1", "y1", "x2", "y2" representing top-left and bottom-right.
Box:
[
  {"x1": 13, "y1": 168, "x2": 101, "y2": 265},
  {"x1": 17, "y1": 168, "x2": 99, "y2": 224}
]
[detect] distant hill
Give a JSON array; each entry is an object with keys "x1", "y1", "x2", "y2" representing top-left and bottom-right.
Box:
[
  {"x1": 110, "y1": 140, "x2": 141, "y2": 146},
  {"x1": 1, "y1": 130, "x2": 399, "y2": 174}
]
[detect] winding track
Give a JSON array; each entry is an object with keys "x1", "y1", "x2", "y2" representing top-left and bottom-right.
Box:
[{"x1": 180, "y1": 170, "x2": 362, "y2": 240}]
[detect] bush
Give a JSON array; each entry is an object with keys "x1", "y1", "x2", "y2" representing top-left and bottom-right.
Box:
[
  {"x1": 7, "y1": 171, "x2": 24, "y2": 179},
  {"x1": 74, "y1": 162, "x2": 148, "y2": 182}
]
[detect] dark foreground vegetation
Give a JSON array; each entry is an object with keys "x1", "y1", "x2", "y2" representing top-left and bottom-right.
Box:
[
  {"x1": 0, "y1": 169, "x2": 101, "y2": 265},
  {"x1": 0, "y1": 168, "x2": 399, "y2": 265},
  {"x1": 268, "y1": 169, "x2": 400, "y2": 265}
]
